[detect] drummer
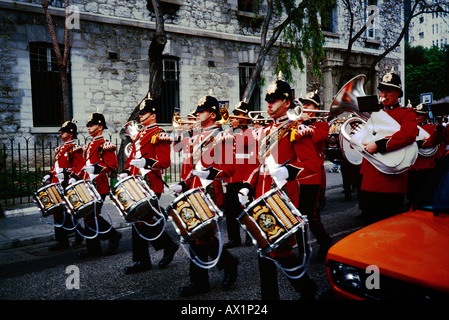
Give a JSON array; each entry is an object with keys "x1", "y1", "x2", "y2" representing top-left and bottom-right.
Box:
[
  {"x1": 77, "y1": 112, "x2": 122, "y2": 258},
  {"x1": 238, "y1": 77, "x2": 318, "y2": 300},
  {"x1": 169, "y1": 93, "x2": 239, "y2": 297},
  {"x1": 298, "y1": 91, "x2": 333, "y2": 260},
  {"x1": 223, "y1": 101, "x2": 258, "y2": 248},
  {"x1": 119, "y1": 95, "x2": 179, "y2": 274},
  {"x1": 42, "y1": 120, "x2": 84, "y2": 250}
]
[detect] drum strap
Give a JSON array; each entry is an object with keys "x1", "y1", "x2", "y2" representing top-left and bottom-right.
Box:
[
  {"x1": 258, "y1": 120, "x2": 297, "y2": 160},
  {"x1": 191, "y1": 128, "x2": 223, "y2": 167}
]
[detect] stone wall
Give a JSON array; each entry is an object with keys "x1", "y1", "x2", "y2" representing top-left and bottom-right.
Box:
[{"x1": 0, "y1": 0, "x2": 306, "y2": 145}]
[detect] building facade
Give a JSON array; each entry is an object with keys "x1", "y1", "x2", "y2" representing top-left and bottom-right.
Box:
[{"x1": 0, "y1": 0, "x2": 404, "y2": 145}]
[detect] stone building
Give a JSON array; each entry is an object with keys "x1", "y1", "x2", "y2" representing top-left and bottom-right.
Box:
[{"x1": 0, "y1": 0, "x2": 404, "y2": 144}]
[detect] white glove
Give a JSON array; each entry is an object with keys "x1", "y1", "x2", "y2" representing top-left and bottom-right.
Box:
[
  {"x1": 192, "y1": 169, "x2": 209, "y2": 179},
  {"x1": 169, "y1": 184, "x2": 183, "y2": 195},
  {"x1": 42, "y1": 174, "x2": 51, "y2": 183},
  {"x1": 84, "y1": 165, "x2": 95, "y2": 175},
  {"x1": 130, "y1": 158, "x2": 146, "y2": 168},
  {"x1": 68, "y1": 178, "x2": 76, "y2": 185},
  {"x1": 118, "y1": 173, "x2": 129, "y2": 181},
  {"x1": 270, "y1": 165, "x2": 288, "y2": 181},
  {"x1": 55, "y1": 172, "x2": 65, "y2": 181},
  {"x1": 238, "y1": 188, "x2": 250, "y2": 206}
]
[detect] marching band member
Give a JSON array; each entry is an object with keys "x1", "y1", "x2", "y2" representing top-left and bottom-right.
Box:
[
  {"x1": 78, "y1": 112, "x2": 122, "y2": 258},
  {"x1": 43, "y1": 120, "x2": 84, "y2": 250},
  {"x1": 223, "y1": 101, "x2": 258, "y2": 248},
  {"x1": 120, "y1": 96, "x2": 179, "y2": 274},
  {"x1": 299, "y1": 91, "x2": 333, "y2": 259},
  {"x1": 406, "y1": 103, "x2": 443, "y2": 209},
  {"x1": 170, "y1": 94, "x2": 239, "y2": 297},
  {"x1": 239, "y1": 78, "x2": 318, "y2": 300},
  {"x1": 358, "y1": 70, "x2": 418, "y2": 223}
]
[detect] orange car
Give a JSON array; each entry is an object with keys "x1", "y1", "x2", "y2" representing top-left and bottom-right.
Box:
[{"x1": 326, "y1": 153, "x2": 449, "y2": 300}]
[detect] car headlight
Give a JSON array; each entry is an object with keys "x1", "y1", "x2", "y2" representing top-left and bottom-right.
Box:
[{"x1": 329, "y1": 261, "x2": 362, "y2": 290}]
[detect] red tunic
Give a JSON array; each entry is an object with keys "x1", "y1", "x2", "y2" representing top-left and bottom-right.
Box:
[
  {"x1": 246, "y1": 116, "x2": 322, "y2": 207},
  {"x1": 226, "y1": 126, "x2": 259, "y2": 184},
  {"x1": 125, "y1": 124, "x2": 172, "y2": 194},
  {"x1": 360, "y1": 106, "x2": 418, "y2": 193},
  {"x1": 410, "y1": 123, "x2": 439, "y2": 171},
  {"x1": 184, "y1": 125, "x2": 235, "y2": 207},
  {"x1": 50, "y1": 140, "x2": 84, "y2": 183},
  {"x1": 82, "y1": 136, "x2": 118, "y2": 195}
]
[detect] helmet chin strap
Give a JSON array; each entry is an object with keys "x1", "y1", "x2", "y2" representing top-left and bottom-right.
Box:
[{"x1": 269, "y1": 99, "x2": 287, "y2": 118}]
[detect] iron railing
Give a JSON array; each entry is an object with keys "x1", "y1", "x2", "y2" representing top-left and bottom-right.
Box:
[{"x1": 0, "y1": 134, "x2": 182, "y2": 208}]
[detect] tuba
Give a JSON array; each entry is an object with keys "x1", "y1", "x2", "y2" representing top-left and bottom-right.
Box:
[
  {"x1": 335, "y1": 75, "x2": 418, "y2": 174},
  {"x1": 327, "y1": 75, "x2": 370, "y2": 166}
]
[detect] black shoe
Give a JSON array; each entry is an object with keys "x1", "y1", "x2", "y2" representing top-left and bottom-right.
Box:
[
  {"x1": 178, "y1": 283, "x2": 210, "y2": 297},
  {"x1": 158, "y1": 244, "x2": 179, "y2": 268},
  {"x1": 223, "y1": 258, "x2": 239, "y2": 289},
  {"x1": 224, "y1": 240, "x2": 241, "y2": 249},
  {"x1": 106, "y1": 231, "x2": 122, "y2": 254},
  {"x1": 49, "y1": 242, "x2": 70, "y2": 251},
  {"x1": 124, "y1": 261, "x2": 152, "y2": 275}
]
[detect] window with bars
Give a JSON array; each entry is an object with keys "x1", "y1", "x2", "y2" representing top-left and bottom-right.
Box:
[
  {"x1": 29, "y1": 42, "x2": 72, "y2": 127},
  {"x1": 239, "y1": 64, "x2": 260, "y2": 111},
  {"x1": 160, "y1": 57, "x2": 180, "y2": 123}
]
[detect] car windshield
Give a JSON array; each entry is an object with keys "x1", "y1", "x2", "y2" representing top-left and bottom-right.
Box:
[{"x1": 413, "y1": 152, "x2": 449, "y2": 214}]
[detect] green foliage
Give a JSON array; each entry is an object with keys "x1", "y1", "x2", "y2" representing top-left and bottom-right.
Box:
[
  {"x1": 275, "y1": 0, "x2": 335, "y2": 83},
  {"x1": 405, "y1": 43, "x2": 449, "y2": 105}
]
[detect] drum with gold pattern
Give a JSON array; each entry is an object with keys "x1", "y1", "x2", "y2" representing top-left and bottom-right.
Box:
[
  {"x1": 33, "y1": 183, "x2": 65, "y2": 217},
  {"x1": 64, "y1": 180, "x2": 102, "y2": 219},
  {"x1": 167, "y1": 187, "x2": 223, "y2": 241},
  {"x1": 238, "y1": 188, "x2": 308, "y2": 255}
]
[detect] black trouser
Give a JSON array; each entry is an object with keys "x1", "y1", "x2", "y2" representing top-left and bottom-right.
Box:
[
  {"x1": 53, "y1": 211, "x2": 84, "y2": 245},
  {"x1": 258, "y1": 254, "x2": 315, "y2": 300},
  {"x1": 298, "y1": 184, "x2": 332, "y2": 249},
  {"x1": 224, "y1": 182, "x2": 244, "y2": 244},
  {"x1": 407, "y1": 168, "x2": 434, "y2": 209},
  {"x1": 359, "y1": 190, "x2": 405, "y2": 223},
  {"x1": 188, "y1": 232, "x2": 237, "y2": 287},
  {"x1": 131, "y1": 222, "x2": 177, "y2": 264},
  {"x1": 130, "y1": 192, "x2": 177, "y2": 263},
  {"x1": 84, "y1": 194, "x2": 119, "y2": 254}
]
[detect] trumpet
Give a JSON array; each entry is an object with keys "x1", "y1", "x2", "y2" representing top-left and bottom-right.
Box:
[
  {"x1": 301, "y1": 108, "x2": 331, "y2": 120},
  {"x1": 172, "y1": 113, "x2": 199, "y2": 130}
]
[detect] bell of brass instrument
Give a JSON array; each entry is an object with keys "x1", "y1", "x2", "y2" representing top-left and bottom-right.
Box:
[
  {"x1": 330, "y1": 74, "x2": 370, "y2": 120},
  {"x1": 120, "y1": 120, "x2": 143, "y2": 141},
  {"x1": 216, "y1": 107, "x2": 230, "y2": 125},
  {"x1": 120, "y1": 120, "x2": 143, "y2": 158},
  {"x1": 287, "y1": 100, "x2": 304, "y2": 121}
]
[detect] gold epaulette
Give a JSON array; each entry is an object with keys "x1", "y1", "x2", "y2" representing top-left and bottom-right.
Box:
[{"x1": 289, "y1": 124, "x2": 315, "y2": 142}]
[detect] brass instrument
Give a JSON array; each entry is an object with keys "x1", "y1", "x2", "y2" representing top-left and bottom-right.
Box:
[
  {"x1": 334, "y1": 74, "x2": 418, "y2": 174},
  {"x1": 216, "y1": 107, "x2": 230, "y2": 125},
  {"x1": 172, "y1": 113, "x2": 199, "y2": 130},
  {"x1": 120, "y1": 121, "x2": 143, "y2": 158}
]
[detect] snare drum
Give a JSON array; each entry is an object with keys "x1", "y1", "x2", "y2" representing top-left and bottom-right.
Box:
[
  {"x1": 33, "y1": 183, "x2": 65, "y2": 217},
  {"x1": 238, "y1": 188, "x2": 307, "y2": 255},
  {"x1": 64, "y1": 180, "x2": 102, "y2": 219},
  {"x1": 110, "y1": 175, "x2": 157, "y2": 222},
  {"x1": 167, "y1": 187, "x2": 223, "y2": 241}
]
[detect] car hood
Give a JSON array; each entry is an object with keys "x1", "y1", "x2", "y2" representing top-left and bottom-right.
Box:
[{"x1": 327, "y1": 210, "x2": 449, "y2": 293}]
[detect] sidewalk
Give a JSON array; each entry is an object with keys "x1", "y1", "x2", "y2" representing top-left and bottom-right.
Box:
[{"x1": 0, "y1": 162, "x2": 343, "y2": 251}]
